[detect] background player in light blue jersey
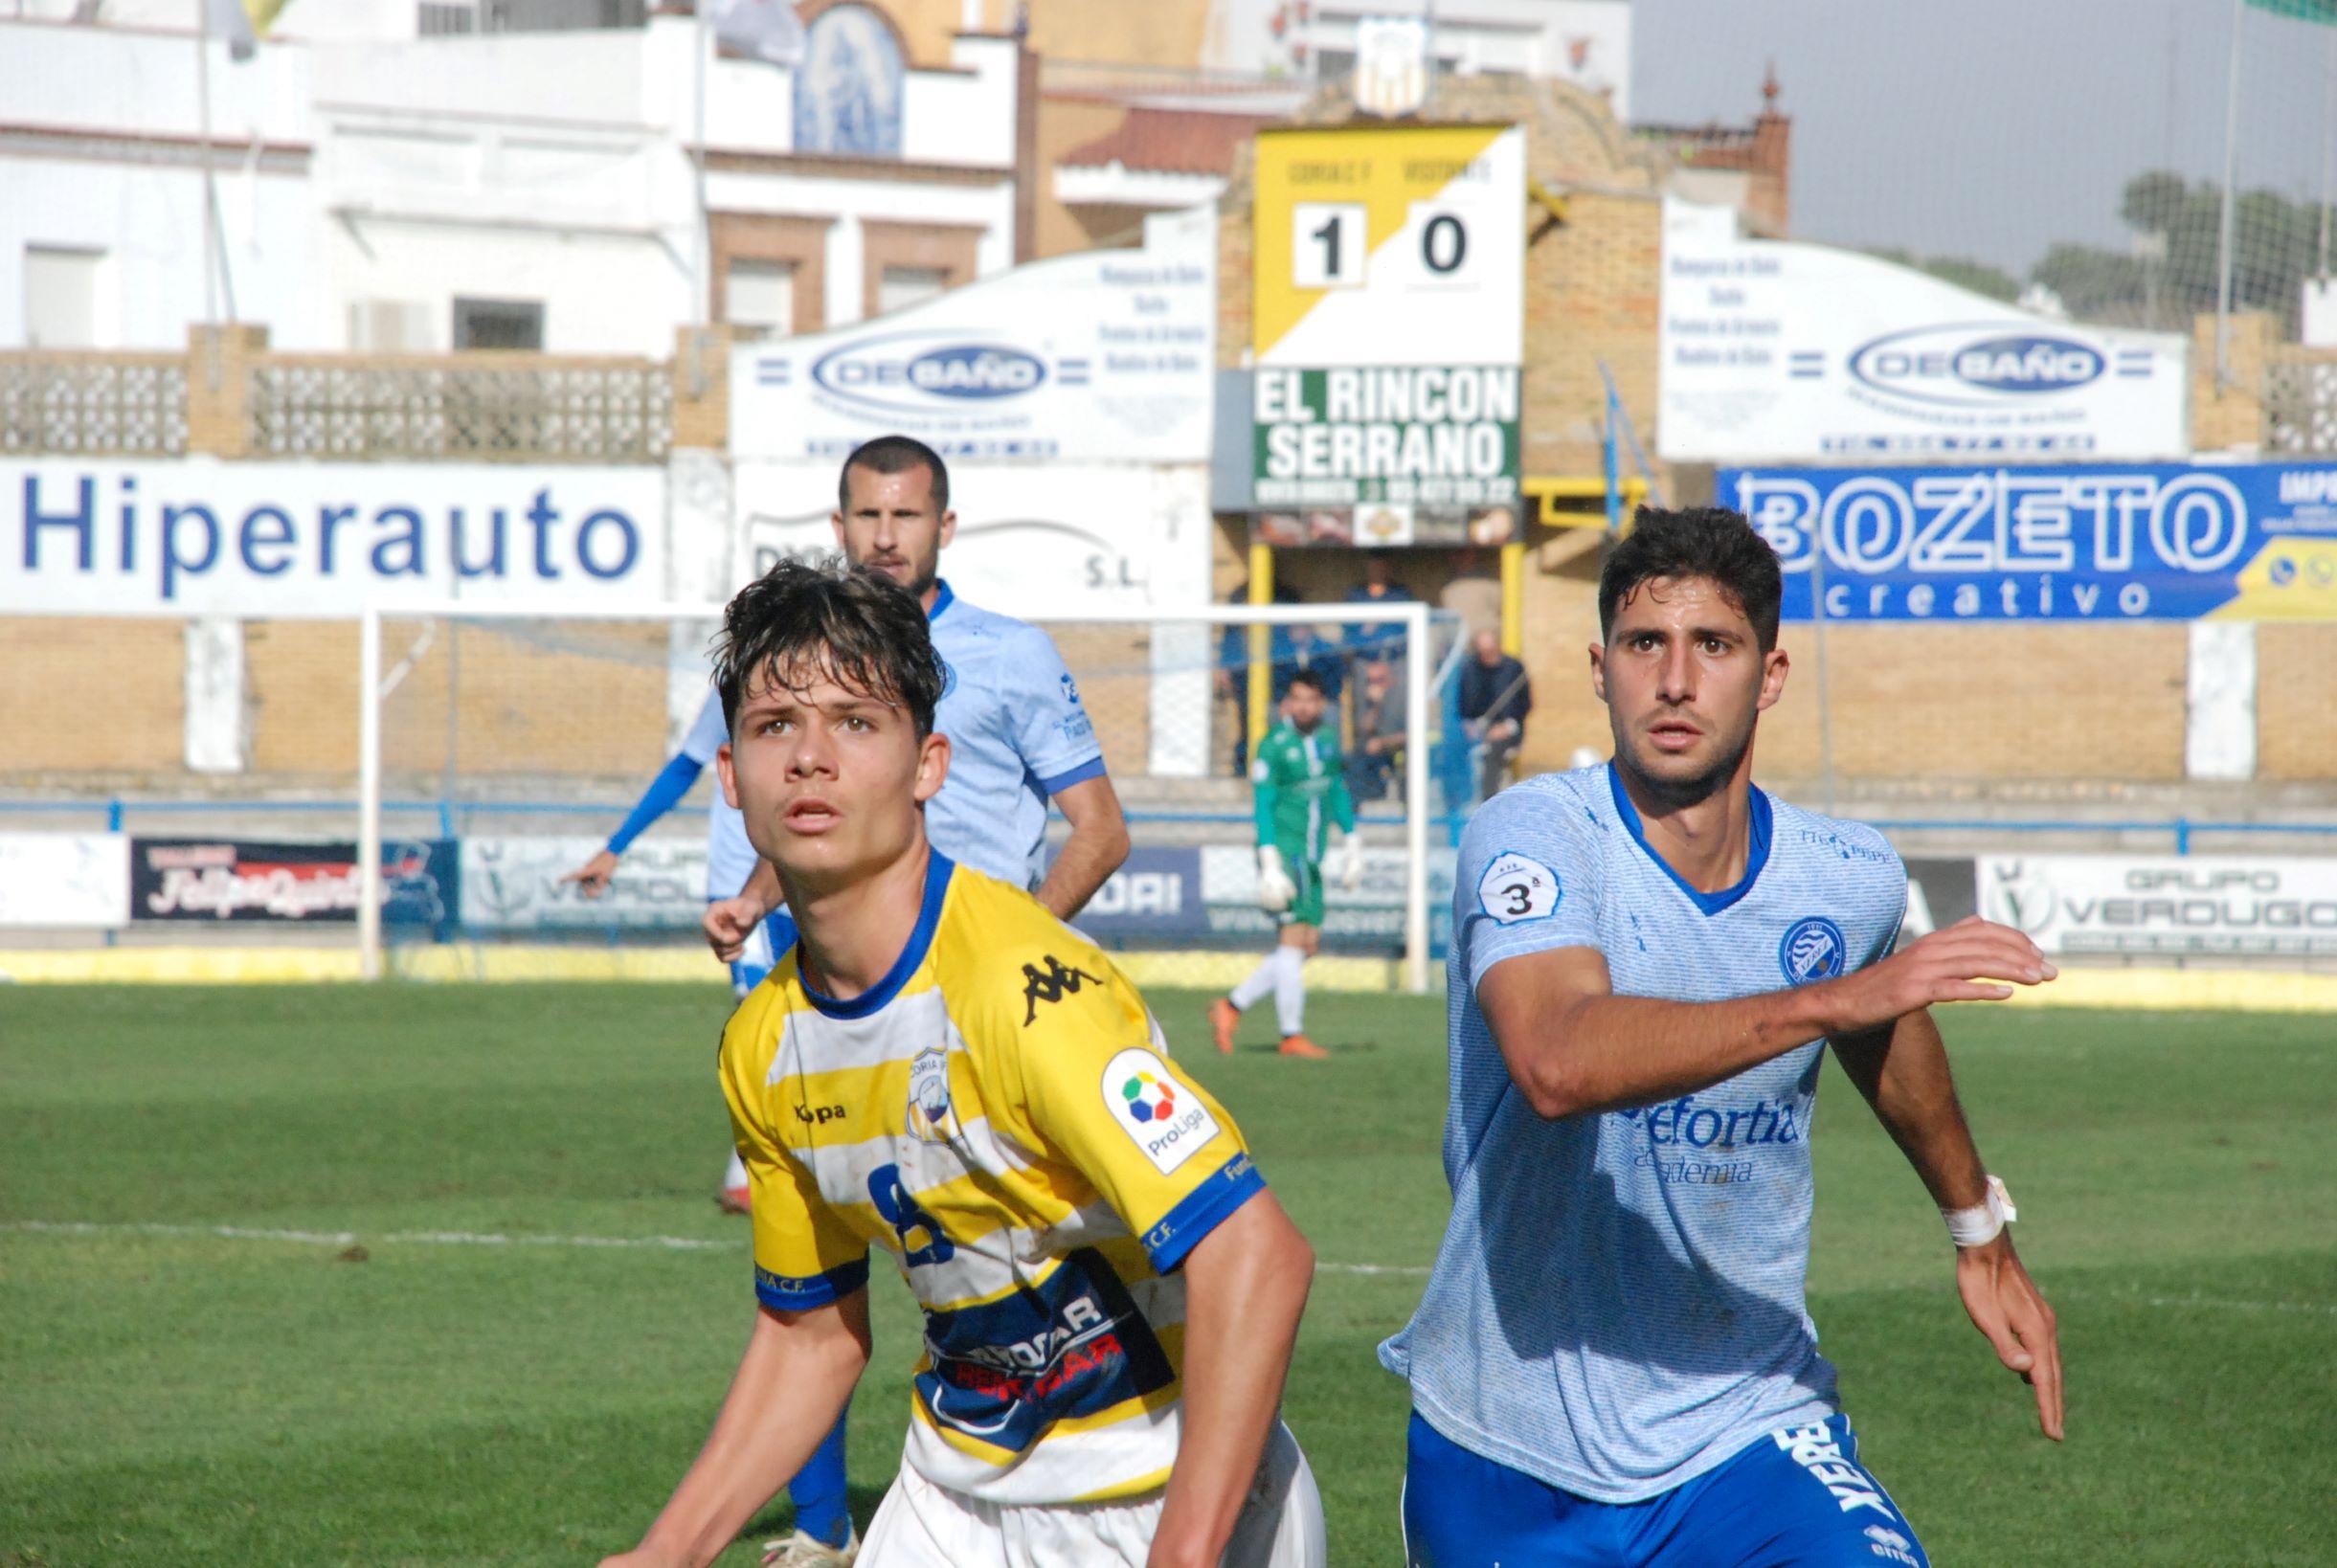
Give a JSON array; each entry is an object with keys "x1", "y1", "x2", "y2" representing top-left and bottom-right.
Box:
[
  {"x1": 1382, "y1": 507, "x2": 2065, "y2": 1568},
  {"x1": 705, "y1": 434, "x2": 1132, "y2": 948}
]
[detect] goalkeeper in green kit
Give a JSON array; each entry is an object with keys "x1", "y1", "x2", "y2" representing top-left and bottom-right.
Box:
[{"x1": 1209, "y1": 669, "x2": 1364, "y2": 1061}]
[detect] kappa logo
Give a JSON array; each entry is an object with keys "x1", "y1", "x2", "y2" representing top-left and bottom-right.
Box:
[
  {"x1": 792, "y1": 1101, "x2": 847, "y2": 1127},
  {"x1": 1022, "y1": 953, "x2": 1103, "y2": 1025},
  {"x1": 1779, "y1": 915, "x2": 1847, "y2": 984},
  {"x1": 908, "y1": 1045, "x2": 956, "y2": 1143},
  {"x1": 1100, "y1": 1047, "x2": 1220, "y2": 1176}
]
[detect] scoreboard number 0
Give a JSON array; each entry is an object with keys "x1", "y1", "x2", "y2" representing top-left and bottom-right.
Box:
[{"x1": 1422, "y1": 213, "x2": 1467, "y2": 275}]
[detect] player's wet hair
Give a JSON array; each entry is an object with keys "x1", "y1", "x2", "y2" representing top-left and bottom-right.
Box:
[
  {"x1": 714, "y1": 553, "x2": 946, "y2": 738},
  {"x1": 1599, "y1": 505, "x2": 1784, "y2": 652},
  {"x1": 840, "y1": 433, "x2": 950, "y2": 512},
  {"x1": 1283, "y1": 669, "x2": 1328, "y2": 697}
]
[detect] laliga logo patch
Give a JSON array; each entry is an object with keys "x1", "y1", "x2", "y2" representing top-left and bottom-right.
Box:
[
  {"x1": 1101, "y1": 1047, "x2": 1219, "y2": 1176},
  {"x1": 908, "y1": 1046, "x2": 957, "y2": 1143},
  {"x1": 1779, "y1": 916, "x2": 1847, "y2": 985}
]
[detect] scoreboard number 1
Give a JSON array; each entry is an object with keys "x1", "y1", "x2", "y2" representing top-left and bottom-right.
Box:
[{"x1": 1292, "y1": 203, "x2": 1367, "y2": 289}]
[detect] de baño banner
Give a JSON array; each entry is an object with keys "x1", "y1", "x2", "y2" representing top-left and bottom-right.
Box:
[{"x1": 1721, "y1": 459, "x2": 2337, "y2": 622}]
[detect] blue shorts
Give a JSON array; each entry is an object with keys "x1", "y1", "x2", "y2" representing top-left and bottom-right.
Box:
[{"x1": 1402, "y1": 1411, "x2": 1927, "y2": 1568}]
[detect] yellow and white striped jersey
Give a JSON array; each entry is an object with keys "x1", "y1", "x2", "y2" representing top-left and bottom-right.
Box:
[{"x1": 718, "y1": 853, "x2": 1266, "y2": 1507}]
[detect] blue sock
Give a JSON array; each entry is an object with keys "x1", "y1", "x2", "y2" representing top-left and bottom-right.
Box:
[{"x1": 787, "y1": 1410, "x2": 851, "y2": 1546}]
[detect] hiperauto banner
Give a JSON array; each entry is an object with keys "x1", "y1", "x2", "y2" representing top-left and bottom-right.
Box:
[
  {"x1": 1721, "y1": 461, "x2": 2337, "y2": 621},
  {"x1": 730, "y1": 205, "x2": 1212, "y2": 464},
  {"x1": 1660, "y1": 197, "x2": 2185, "y2": 461},
  {"x1": 4, "y1": 460, "x2": 666, "y2": 614},
  {"x1": 1979, "y1": 854, "x2": 2337, "y2": 957}
]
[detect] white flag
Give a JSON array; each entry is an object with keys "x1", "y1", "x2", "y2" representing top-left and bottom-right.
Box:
[
  {"x1": 205, "y1": 0, "x2": 258, "y2": 62},
  {"x1": 708, "y1": 0, "x2": 805, "y2": 67}
]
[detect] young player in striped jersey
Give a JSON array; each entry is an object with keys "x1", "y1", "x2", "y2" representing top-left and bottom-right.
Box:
[
  {"x1": 1208, "y1": 671, "x2": 1363, "y2": 1060},
  {"x1": 599, "y1": 558, "x2": 1323, "y2": 1568},
  {"x1": 579, "y1": 437, "x2": 1132, "y2": 1565}
]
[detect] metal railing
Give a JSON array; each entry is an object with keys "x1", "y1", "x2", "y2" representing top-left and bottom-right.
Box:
[{"x1": 10, "y1": 797, "x2": 2337, "y2": 858}]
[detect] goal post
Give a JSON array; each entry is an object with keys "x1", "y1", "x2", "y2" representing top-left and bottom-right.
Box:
[{"x1": 357, "y1": 598, "x2": 1441, "y2": 991}]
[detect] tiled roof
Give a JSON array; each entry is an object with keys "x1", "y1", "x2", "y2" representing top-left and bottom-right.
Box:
[{"x1": 1059, "y1": 105, "x2": 1277, "y2": 175}]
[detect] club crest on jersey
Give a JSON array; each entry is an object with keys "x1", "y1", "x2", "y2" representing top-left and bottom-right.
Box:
[
  {"x1": 1779, "y1": 916, "x2": 1848, "y2": 984},
  {"x1": 908, "y1": 1045, "x2": 958, "y2": 1143}
]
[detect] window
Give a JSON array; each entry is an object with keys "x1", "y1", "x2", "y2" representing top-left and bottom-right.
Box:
[
  {"x1": 23, "y1": 246, "x2": 104, "y2": 348},
  {"x1": 877, "y1": 265, "x2": 950, "y2": 316},
  {"x1": 451, "y1": 297, "x2": 545, "y2": 350},
  {"x1": 725, "y1": 259, "x2": 797, "y2": 337}
]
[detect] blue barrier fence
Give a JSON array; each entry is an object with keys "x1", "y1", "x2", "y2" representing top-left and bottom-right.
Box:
[{"x1": 8, "y1": 799, "x2": 2337, "y2": 856}]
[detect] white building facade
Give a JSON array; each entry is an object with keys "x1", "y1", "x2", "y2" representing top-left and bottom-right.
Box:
[{"x1": 2, "y1": 0, "x2": 1026, "y2": 354}]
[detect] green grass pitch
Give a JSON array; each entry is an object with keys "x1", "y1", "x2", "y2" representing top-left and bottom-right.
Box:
[{"x1": 4, "y1": 982, "x2": 2333, "y2": 1566}]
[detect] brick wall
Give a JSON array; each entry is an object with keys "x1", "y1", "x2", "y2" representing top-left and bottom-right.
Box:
[{"x1": 0, "y1": 619, "x2": 183, "y2": 779}]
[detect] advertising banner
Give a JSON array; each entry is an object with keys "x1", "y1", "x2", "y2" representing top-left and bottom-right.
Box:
[
  {"x1": 459, "y1": 835, "x2": 708, "y2": 932},
  {"x1": 1061, "y1": 848, "x2": 1210, "y2": 943},
  {"x1": 1251, "y1": 125, "x2": 1524, "y2": 516},
  {"x1": 731, "y1": 206, "x2": 1214, "y2": 465},
  {"x1": 1201, "y1": 843, "x2": 1456, "y2": 951},
  {"x1": 1721, "y1": 460, "x2": 2337, "y2": 621},
  {"x1": 129, "y1": 838, "x2": 456, "y2": 926},
  {"x1": 734, "y1": 461, "x2": 1216, "y2": 621},
  {"x1": 1660, "y1": 197, "x2": 2186, "y2": 462},
  {"x1": 0, "y1": 833, "x2": 130, "y2": 928},
  {"x1": 3, "y1": 460, "x2": 667, "y2": 615},
  {"x1": 1977, "y1": 854, "x2": 2337, "y2": 957}
]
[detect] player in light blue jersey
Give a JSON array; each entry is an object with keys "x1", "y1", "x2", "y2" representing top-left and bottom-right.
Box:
[
  {"x1": 1382, "y1": 507, "x2": 2065, "y2": 1567},
  {"x1": 705, "y1": 435, "x2": 1131, "y2": 944}
]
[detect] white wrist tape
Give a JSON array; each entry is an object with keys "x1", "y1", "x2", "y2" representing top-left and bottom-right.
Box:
[{"x1": 1942, "y1": 1175, "x2": 2017, "y2": 1248}]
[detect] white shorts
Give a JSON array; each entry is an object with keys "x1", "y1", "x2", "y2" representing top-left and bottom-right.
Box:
[{"x1": 859, "y1": 1421, "x2": 1326, "y2": 1568}]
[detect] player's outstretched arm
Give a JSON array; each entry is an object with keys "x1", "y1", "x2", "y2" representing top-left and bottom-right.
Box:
[
  {"x1": 599, "y1": 1290, "x2": 872, "y2": 1568},
  {"x1": 1833, "y1": 1008, "x2": 2064, "y2": 1441},
  {"x1": 1034, "y1": 773, "x2": 1131, "y2": 920},
  {"x1": 1149, "y1": 1191, "x2": 1315, "y2": 1568},
  {"x1": 1480, "y1": 916, "x2": 2056, "y2": 1121}
]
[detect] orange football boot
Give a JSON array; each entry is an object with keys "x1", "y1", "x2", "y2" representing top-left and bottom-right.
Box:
[
  {"x1": 1207, "y1": 997, "x2": 1240, "y2": 1055},
  {"x1": 1278, "y1": 1034, "x2": 1329, "y2": 1060}
]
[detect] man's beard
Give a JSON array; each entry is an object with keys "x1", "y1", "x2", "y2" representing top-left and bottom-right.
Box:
[{"x1": 1614, "y1": 713, "x2": 1755, "y2": 814}]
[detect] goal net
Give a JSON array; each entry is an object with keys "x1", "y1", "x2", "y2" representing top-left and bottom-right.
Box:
[{"x1": 356, "y1": 599, "x2": 1451, "y2": 990}]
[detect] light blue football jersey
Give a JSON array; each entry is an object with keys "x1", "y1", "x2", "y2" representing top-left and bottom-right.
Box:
[
  {"x1": 677, "y1": 689, "x2": 761, "y2": 902},
  {"x1": 922, "y1": 580, "x2": 1106, "y2": 888},
  {"x1": 1379, "y1": 762, "x2": 1908, "y2": 1505}
]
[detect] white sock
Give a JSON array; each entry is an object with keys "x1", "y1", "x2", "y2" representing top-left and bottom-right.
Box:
[
  {"x1": 723, "y1": 1150, "x2": 748, "y2": 1192},
  {"x1": 1273, "y1": 945, "x2": 1307, "y2": 1037},
  {"x1": 1228, "y1": 952, "x2": 1278, "y2": 1011}
]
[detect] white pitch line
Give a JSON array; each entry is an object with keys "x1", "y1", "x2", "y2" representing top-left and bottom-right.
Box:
[
  {"x1": 1, "y1": 1219, "x2": 1430, "y2": 1274},
  {"x1": 3, "y1": 1219, "x2": 730, "y2": 1253}
]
